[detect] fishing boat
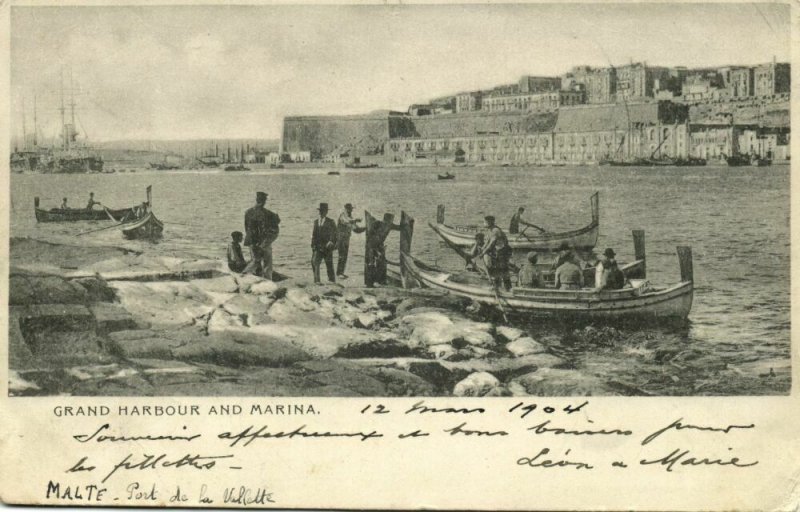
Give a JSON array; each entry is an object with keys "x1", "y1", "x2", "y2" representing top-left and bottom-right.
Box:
[
  {"x1": 119, "y1": 186, "x2": 163, "y2": 240},
  {"x1": 724, "y1": 153, "x2": 752, "y2": 167},
  {"x1": 33, "y1": 197, "x2": 135, "y2": 223},
  {"x1": 438, "y1": 172, "x2": 455, "y2": 180},
  {"x1": 224, "y1": 164, "x2": 251, "y2": 172},
  {"x1": 399, "y1": 248, "x2": 693, "y2": 321},
  {"x1": 433, "y1": 192, "x2": 599, "y2": 251},
  {"x1": 328, "y1": 171, "x2": 341, "y2": 176},
  {"x1": 345, "y1": 157, "x2": 378, "y2": 169},
  {"x1": 121, "y1": 211, "x2": 164, "y2": 240}
]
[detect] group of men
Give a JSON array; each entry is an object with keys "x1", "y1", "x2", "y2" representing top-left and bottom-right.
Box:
[
  {"x1": 465, "y1": 209, "x2": 625, "y2": 292},
  {"x1": 229, "y1": 192, "x2": 382, "y2": 285}
]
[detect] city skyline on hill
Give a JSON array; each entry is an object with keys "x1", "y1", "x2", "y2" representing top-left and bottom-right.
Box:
[{"x1": 11, "y1": 3, "x2": 790, "y2": 141}]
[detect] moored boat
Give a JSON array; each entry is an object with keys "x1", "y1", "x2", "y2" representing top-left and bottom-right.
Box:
[
  {"x1": 399, "y1": 248, "x2": 693, "y2": 321},
  {"x1": 438, "y1": 172, "x2": 455, "y2": 180},
  {"x1": 434, "y1": 192, "x2": 599, "y2": 251},
  {"x1": 121, "y1": 211, "x2": 164, "y2": 240},
  {"x1": 34, "y1": 197, "x2": 135, "y2": 223}
]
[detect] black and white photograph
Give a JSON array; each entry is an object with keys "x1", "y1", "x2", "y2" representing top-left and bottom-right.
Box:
[{"x1": 7, "y1": 2, "x2": 791, "y2": 400}]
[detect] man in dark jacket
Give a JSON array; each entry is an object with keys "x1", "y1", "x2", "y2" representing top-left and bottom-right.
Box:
[
  {"x1": 243, "y1": 191, "x2": 281, "y2": 279},
  {"x1": 312, "y1": 202, "x2": 338, "y2": 283}
]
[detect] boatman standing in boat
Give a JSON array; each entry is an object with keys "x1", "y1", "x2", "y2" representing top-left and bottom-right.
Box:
[
  {"x1": 243, "y1": 191, "x2": 281, "y2": 280},
  {"x1": 468, "y1": 215, "x2": 512, "y2": 291},
  {"x1": 509, "y1": 206, "x2": 543, "y2": 235},
  {"x1": 336, "y1": 203, "x2": 365, "y2": 279},
  {"x1": 86, "y1": 192, "x2": 101, "y2": 210},
  {"x1": 311, "y1": 202, "x2": 338, "y2": 284}
]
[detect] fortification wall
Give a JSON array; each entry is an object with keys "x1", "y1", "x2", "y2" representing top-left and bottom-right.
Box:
[
  {"x1": 407, "y1": 111, "x2": 558, "y2": 139},
  {"x1": 282, "y1": 115, "x2": 391, "y2": 159}
]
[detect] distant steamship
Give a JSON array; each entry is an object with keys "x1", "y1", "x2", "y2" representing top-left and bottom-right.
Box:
[{"x1": 11, "y1": 71, "x2": 104, "y2": 174}]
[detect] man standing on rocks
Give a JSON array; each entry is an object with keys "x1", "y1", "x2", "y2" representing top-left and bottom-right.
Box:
[
  {"x1": 336, "y1": 203, "x2": 365, "y2": 279},
  {"x1": 312, "y1": 202, "x2": 338, "y2": 284},
  {"x1": 365, "y1": 213, "x2": 400, "y2": 287},
  {"x1": 243, "y1": 191, "x2": 281, "y2": 280}
]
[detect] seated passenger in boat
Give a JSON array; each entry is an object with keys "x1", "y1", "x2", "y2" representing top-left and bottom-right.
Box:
[
  {"x1": 554, "y1": 253, "x2": 584, "y2": 290},
  {"x1": 517, "y1": 252, "x2": 543, "y2": 288},
  {"x1": 60, "y1": 197, "x2": 69, "y2": 210},
  {"x1": 465, "y1": 233, "x2": 485, "y2": 270},
  {"x1": 227, "y1": 231, "x2": 248, "y2": 273},
  {"x1": 597, "y1": 251, "x2": 625, "y2": 291},
  {"x1": 551, "y1": 242, "x2": 572, "y2": 270}
]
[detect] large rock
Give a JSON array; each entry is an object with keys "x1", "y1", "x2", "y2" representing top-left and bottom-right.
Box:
[
  {"x1": 443, "y1": 353, "x2": 565, "y2": 381},
  {"x1": 267, "y1": 300, "x2": 333, "y2": 328},
  {"x1": 221, "y1": 294, "x2": 266, "y2": 318},
  {"x1": 510, "y1": 368, "x2": 619, "y2": 396},
  {"x1": 111, "y1": 281, "x2": 212, "y2": 327},
  {"x1": 453, "y1": 371, "x2": 504, "y2": 397},
  {"x1": 496, "y1": 326, "x2": 525, "y2": 343},
  {"x1": 73, "y1": 276, "x2": 117, "y2": 302},
  {"x1": 14, "y1": 304, "x2": 96, "y2": 335},
  {"x1": 249, "y1": 280, "x2": 282, "y2": 296},
  {"x1": 505, "y1": 337, "x2": 548, "y2": 357},
  {"x1": 89, "y1": 303, "x2": 140, "y2": 333},
  {"x1": 192, "y1": 275, "x2": 239, "y2": 294},
  {"x1": 105, "y1": 329, "x2": 185, "y2": 359},
  {"x1": 9, "y1": 274, "x2": 89, "y2": 305},
  {"x1": 401, "y1": 312, "x2": 496, "y2": 349},
  {"x1": 172, "y1": 330, "x2": 311, "y2": 367}
]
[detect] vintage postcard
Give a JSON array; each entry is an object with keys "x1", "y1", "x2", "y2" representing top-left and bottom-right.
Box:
[{"x1": 0, "y1": 1, "x2": 798, "y2": 509}]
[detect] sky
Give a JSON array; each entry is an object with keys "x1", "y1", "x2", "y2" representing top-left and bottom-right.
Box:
[{"x1": 10, "y1": 3, "x2": 791, "y2": 141}]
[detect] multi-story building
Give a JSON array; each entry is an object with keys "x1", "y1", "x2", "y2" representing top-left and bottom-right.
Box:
[
  {"x1": 483, "y1": 90, "x2": 583, "y2": 113},
  {"x1": 552, "y1": 102, "x2": 689, "y2": 163},
  {"x1": 562, "y1": 66, "x2": 616, "y2": 104},
  {"x1": 728, "y1": 67, "x2": 754, "y2": 98},
  {"x1": 455, "y1": 91, "x2": 484, "y2": 113},
  {"x1": 754, "y1": 61, "x2": 790, "y2": 96},
  {"x1": 518, "y1": 76, "x2": 561, "y2": 93}
]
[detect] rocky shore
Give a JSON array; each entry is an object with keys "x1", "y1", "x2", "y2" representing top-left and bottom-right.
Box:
[
  {"x1": 8, "y1": 237, "x2": 596, "y2": 397},
  {"x1": 9, "y1": 237, "x2": 788, "y2": 397}
]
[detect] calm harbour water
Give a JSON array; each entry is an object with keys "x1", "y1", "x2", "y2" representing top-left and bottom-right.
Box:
[{"x1": 10, "y1": 164, "x2": 791, "y2": 395}]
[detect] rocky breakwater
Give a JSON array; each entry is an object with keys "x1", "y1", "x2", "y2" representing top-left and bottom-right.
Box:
[{"x1": 9, "y1": 237, "x2": 641, "y2": 397}]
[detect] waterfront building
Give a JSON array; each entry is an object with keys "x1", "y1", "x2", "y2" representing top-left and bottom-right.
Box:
[
  {"x1": 552, "y1": 102, "x2": 689, "y2": 163},
  {"x1": 688, "y1": 122, "x2": 738, "y2": 162}
]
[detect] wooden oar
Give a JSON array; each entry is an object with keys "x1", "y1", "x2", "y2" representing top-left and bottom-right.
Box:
[
  {"x1": 428, "y1": 222, "x2": 510, "y2": 322},
  {"x1": 428, "y1": 222, "x2": 478, "y2": 271},
  {"x1": 478, "y1": 258, "x2": 510, "y2": 323},
  {"x1": 520, "y1": 221, "x2": 547, "y2": 235},
  {"x1": 76, "y1": 221, "x2": 126, "y2": 236}
]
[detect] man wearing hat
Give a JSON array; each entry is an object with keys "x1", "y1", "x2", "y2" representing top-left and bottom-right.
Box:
[
  {"x1": 243, "y1": 191, "x2": 281, "y2": 279},
  {"x1": 336, "y1": 203, "x2": 365, "y2": 279},
  {"x1": 468, "y1": 215, "x2": 512, "y2": 291},
  {"x1": 311, "y1": 202, "x2": 338, "y2": 283},
  {"x1": 596, "y1": 248, "x2": 624, "y2": 290},
  {"x1": 517, "y1": 252, "x2": 543, "y2": 288}
]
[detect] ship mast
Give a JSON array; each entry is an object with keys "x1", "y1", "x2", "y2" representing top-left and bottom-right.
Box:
[
  {"x1": 33, "y1": 94, "x2": 38, "y2": 147},
  {"x1": 69, "y1": 69, "x2": 77, "y2": 146},
  {"x1": 59, "y1": 70, "x2": 68, "y2": 149},
  {"x1": 21, "y1": 96, "x2": 27, "y2": 151}
]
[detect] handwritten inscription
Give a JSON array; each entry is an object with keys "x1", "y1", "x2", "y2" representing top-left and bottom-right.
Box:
[{"x1": 45, "y1": 401, "x2": 760, "y2": 505}]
